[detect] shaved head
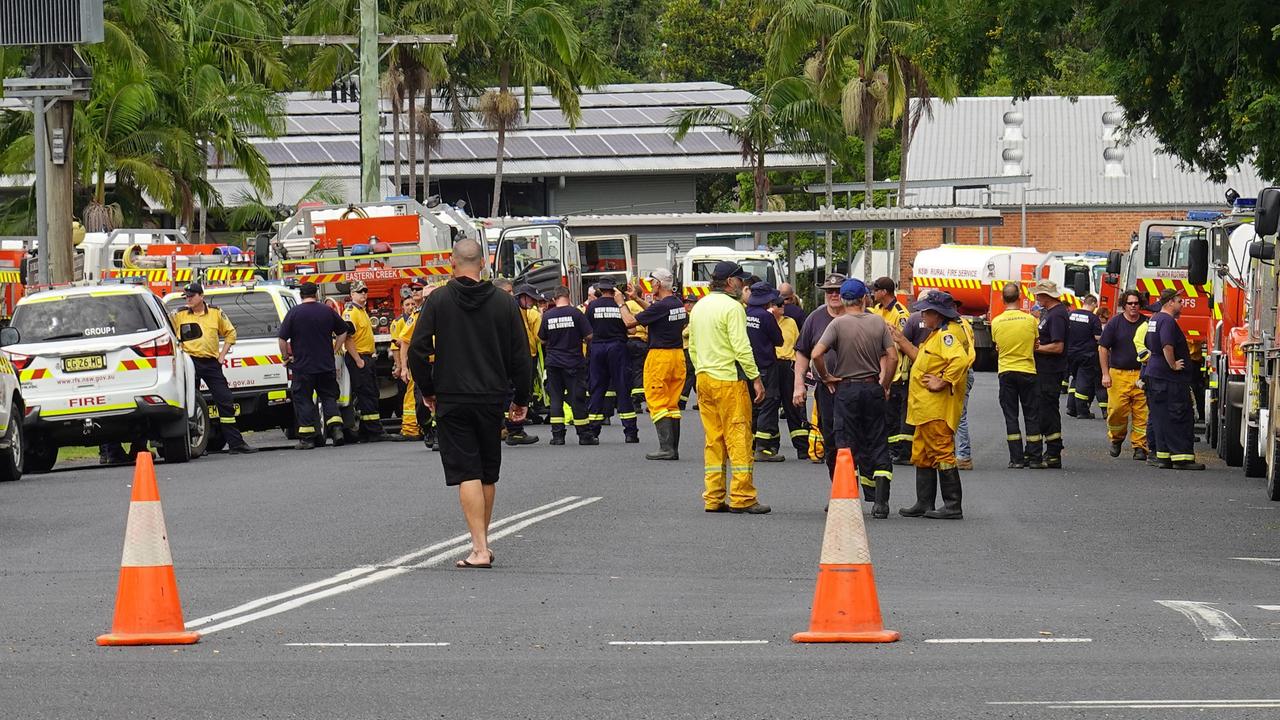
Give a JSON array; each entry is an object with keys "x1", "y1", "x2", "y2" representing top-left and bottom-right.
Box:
[{"x1": 451, "y1": 239, "x2": 485, "y2": 279}]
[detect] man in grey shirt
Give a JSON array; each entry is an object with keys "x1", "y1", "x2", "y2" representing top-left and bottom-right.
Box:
[{"x1": 810, "y1": 278, "x2": 897, "y2": 518}]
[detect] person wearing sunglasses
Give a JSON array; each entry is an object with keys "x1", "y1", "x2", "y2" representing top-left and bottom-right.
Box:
[
  {"x1": 1098, "y1": 290, "x2": 1150, "y2": 461},
  {"x1": 342, "y1": 281, "x2": 385, "y2": 442}
]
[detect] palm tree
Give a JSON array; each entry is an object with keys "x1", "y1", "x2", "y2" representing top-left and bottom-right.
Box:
[
  {"x1": 226, "y1": 176, "x2": 347, "y2": 231},
  {"x1": 456, "y1": 0, "x2": 602, "y2": 217}
]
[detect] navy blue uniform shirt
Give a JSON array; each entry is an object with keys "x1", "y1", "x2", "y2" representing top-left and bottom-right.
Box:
[
  {"x1": 635, "y1": 295, "x2": 687, "y2": 349},
  {"x1": 539, "y1": 305, "x2": 591, "y2": 369}
]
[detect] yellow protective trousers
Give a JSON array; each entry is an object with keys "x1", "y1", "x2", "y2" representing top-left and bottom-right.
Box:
[
  {"x1": 911, "y1": 419, "x2": 957, "y2": 470},
  {"x1": 695, "y1": 374, "x2": 757, "y2": 509},
  {"x1": 401, "y1": 376, "x2": 420, "y2": 437},
  {"x1": 1106, "y1": 368, "x2": 1148, "y2": 451},
  {"x1": 644, "y1": 348, "x2": 687, "y2": 422}
]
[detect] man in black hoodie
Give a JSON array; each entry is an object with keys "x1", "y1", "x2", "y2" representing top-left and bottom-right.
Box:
[{"x1": 408, "y1": 239, "x2": 533, "y2": 569}]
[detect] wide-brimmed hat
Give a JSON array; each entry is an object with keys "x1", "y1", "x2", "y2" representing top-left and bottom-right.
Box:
[
  {"x1": 912, "y1": 290, "x2": 960, "y2": 319},
  {"x1": 514, "y1": 284, "x2": 541, "y2": 300},
  {"x1": 1030, "y1": 280, "x2": 1060, "y2": 297},
  {"x1": 746, "y1": 281, "x2": 780, "y2": 306},
  {"x1": 819, "y1": 272, "x2": 847, "y2": 290}
]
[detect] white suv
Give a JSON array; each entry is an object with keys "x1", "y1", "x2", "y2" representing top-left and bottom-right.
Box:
[
  {"x1": 162, "y1": 284, "x2": 324, "y2": 449},
  {"x1": 5, "y1": 284, "x2": 209, "y2": 471},
  {"x1": 0, "y1": 326, "x2": 26, "y2": 482}
]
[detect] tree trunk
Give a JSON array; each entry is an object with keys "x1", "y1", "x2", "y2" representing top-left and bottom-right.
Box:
[
  {"x1": 823, "y1": 154, "x2": 833, "y2": 280},
  {"x1": 491, "y1": 66, "x2": 512, "y2": 218},
  {"x1": 423, "y1": 79, "x2": 434, "y2": 200},
  {"x1": 198, "y1": 140, "x2": 208, "y2": 243},
  {"x1": 863, "y1": 126, "x2": 875, "y2": 279},
  {"x1": 407, "y1": 73, "x2": 418, "y2": 202},
  {"x1": 898, "y1": 99, "x2": 910, "y2": 208},
  {"x1": 753, "y1": 148, "x2": 768, "y2": 247},
  {"x1": 392, "y1": 77, "x2": 403, "y2": 193}
]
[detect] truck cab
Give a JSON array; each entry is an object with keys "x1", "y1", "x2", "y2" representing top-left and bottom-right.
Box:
[
  {"x1": 490, "y1": 220, "x2": 583, "y2": 305},
  {"x1": 677, "y1": 247, "x2": 784, "y2": 298}
]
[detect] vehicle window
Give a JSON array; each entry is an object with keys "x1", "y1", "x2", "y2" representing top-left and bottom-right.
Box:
[
  {"x1": 12, "y1": 294, "x2": 160, "y2": 342},
  {"x1": 165, "y1": 293, "x2": 281, "y2": 339},
  {"x1": 1092, "y1": 265, "x2": 1104, "y2": 292},
  {"x1": 694, "y1": 260, "x2": 776, "y2": 285},
  {"x1": 1144, "y1": 224, "x2": 1207, "y2": 269},
  {"x1": 580, "y1": 238, "x2": 628, "y2": 274},
  {"x1": 496, "y1": 226, "x2": 561, "y2": 278}
]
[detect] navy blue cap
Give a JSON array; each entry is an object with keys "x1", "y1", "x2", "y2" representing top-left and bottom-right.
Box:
[
  {"x1": 596, "y1": 278, "x2": 616, "y2": 292},
  {"x1": 711, "y1": 261, "x2": 750, "y2": 281},
  {"x1": 182, "y1": 282, "x2": 204, "y2": 296},
  {"x1": 912, "y1": 290, "x2": 960, "y2": 319},
  {"x1": 746, "y1": 281, "x2": 779, "y2": 306}
]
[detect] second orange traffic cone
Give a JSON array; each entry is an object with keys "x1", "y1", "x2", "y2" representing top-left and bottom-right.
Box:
[
  {"x1": 96, "y1": 452, "x2": 200, "y2": 646},
  {"x1": 792, "y1": 448, "x2": 899, "y2": 643}
]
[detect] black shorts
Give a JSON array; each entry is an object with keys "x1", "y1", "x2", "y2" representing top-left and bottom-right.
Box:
[{"x1": 436, "y1": 402, "x2": 504, "y2": 486}]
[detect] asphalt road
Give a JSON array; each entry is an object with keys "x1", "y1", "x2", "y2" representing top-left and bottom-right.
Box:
[{"x1": 4, "y1": 372, "x2": 1280, "y2": 719}]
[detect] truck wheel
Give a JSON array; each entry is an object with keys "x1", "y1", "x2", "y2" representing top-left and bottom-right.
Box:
[
  {"x1": 24, "y1": 441, "x2": 56, "y2": 474},
  {"x1": 1222, "y1": 401, "x2": 1244, "y2": 467},
  {"x1": 1245, "y1": 421, "x2": 1266, "y2": 478},
  {"x1": 1206, "y1": 388, "x2": 1219, "y2": 449},
  {"x1": 189, "y1": 395, "x2": 210, "y2": 459},
  {"x1": 0, "y1": 405, "x2": 24, "y2": 482},
  {"x1": 1267, "y1": 426, "x2": 1280, "y2": 501},
  {"x1": 974, "y1": 347, "x2": 996, "y2": 372}
]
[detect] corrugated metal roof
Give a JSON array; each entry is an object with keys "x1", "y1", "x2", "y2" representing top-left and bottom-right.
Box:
[{"x1": 908, "y1": 96, "x2": 1265, "y2": 208}]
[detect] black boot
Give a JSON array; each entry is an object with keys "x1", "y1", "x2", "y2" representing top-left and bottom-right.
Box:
[
  {"x1": 899, "y1": 467, "x2": 937, "y2": 517},
  {"x1": 872, "y1": 478, "x2": 891, "y2": 519},
  {"x1": 550, "y1": 427, "x2": 566, "y2": 446},
  {"x1": 925, "y1": 467, "x2": 963, "y2": 519},
  {"x1": 578, "y1": 425, "x2": 599, "y2": 446},
  {"x1": 671, "y1": 418, "x2": 681, "y2": 460},
  {"x1": 646, "y1": 419, "x2": 678, "y2": 460}
]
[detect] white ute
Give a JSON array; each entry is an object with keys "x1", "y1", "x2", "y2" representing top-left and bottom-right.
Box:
[{"x1": 4, "y1": 284, "x2": 210, "y2": 471}]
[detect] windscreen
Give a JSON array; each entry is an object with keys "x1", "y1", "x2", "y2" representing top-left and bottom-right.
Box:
[
  {"x1": 1143, "y1": 224, "x2": 1206, "y2": 269},
  {"x1": 580, "y1": 238, "x2": 628, "y2": 274},
  {"x1": 12, "y1": 294, "x2": 160, "y2": 342},
  {"x1": 166, "y1": 293, "x2": 281, "y2": 338},
  {"x1": 692, "y1": 260, "x2": 778, "y2": 285}
]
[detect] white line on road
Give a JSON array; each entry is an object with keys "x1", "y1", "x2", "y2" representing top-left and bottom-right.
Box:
[
  {"x1": 1155, "y1": 600, "x2": 1254, "y2": 641},
  {"x1": 187, "y1": 495, "x2": 585, "y2": 630},
  {"x1": 286, "y1": 642, "x2": 450, "y2": 647},
  {"x1": 924, "y1": 638, "x2": 1092, "y2": 644},
  {"x1": 1257, "y1": 605, "x2": 1280, "y2": 611},
  {"x1": 190, "y1": 496, "x2": 602, "y2": 635},
  {"x1": 608, "y1": 640, "x2": 770, "y2": 646},
  {"x1": 1232, "y1": 557, "x2": 1280, "y2": 567},
  {"x1": 992, "y1": 699, "x2": 1280, "y2": 709}
]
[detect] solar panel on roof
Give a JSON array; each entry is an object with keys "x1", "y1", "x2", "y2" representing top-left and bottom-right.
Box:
[
  {"x1": 433, "y1": 138, "x2": 472, "y2": 161},
  {"x1": 285, "y1": 142, "x2": 334, "y2": 164},
  {"x1": 501, "y1": 136, "x2": 542, "y2": 159},
  {"x1": 294, "y1": 116, "x2": 340, "y2": 134},
  {"x1": 672, "y1": 131, "x2": 720, "y2": 153},
  {"x1": 634, "y1": 134, "x2": 678, "y2": 154},
  {"x1": 463, "y1": 137, "x2": 499, "y2": 158},
  {"x1": 565, "y1": 135, "x2": 612, "y2": 156},
  {"x1": 529, "y1": 136, "x2": 579, "y2": 157},
  {"x1": 600, "y1": 134, "x2": 648, "y2": 156},
  {"x1": 319, "y1": 141, "x2": 359, "y2": 163},
  {"x1": 256, "y1": 143, "x2": 298, "y2": 164}
]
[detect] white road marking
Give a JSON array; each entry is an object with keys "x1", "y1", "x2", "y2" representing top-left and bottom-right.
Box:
[
  {"x1": 187, "y1": 495, "x2": 585, "y2": 630},
  {"x1": 924, "y1": 638, "x2": 1092, "y2": 644},
  {"x1": 286, "y1": 642, "x2": 450, "y2": 647},
  {"x1": 992, "y1": 699, "x2": 1280, "y2": 709},
  {"x1": 1232, "y1": 557, "x2": 1280, "y2": 567},
  {"x1": 1257, "y1": 605, "x2": 1280, "y2": 612},
  {"x1": 1155, "y1": 600, "x2": 1254, "y2": 641},
  {"x1": 190, "y1": 496, "x2": 602, "y2": 635},
  {"x1": 608, "y1": 640, "x2": 770, "y2": 646}
]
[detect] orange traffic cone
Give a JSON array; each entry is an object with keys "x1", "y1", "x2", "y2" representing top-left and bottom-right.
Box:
[
  {"x1": 96, "y1": 453, "x2": 200, "y2": 646},
  {"x1": 792, "y1": 448, "x2": 899, "y2": 643}
]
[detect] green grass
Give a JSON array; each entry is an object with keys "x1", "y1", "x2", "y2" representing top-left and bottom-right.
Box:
[{"x1": 58, "y1": 446, "x2": 105, "y2": 462}]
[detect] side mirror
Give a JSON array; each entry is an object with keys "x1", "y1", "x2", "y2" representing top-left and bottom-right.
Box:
[
  {"x1": 1248, "y1": 240, "x2": 1277, "y2": 260},
  {"x1": 1106, "y1": 249, "x2": 1122, "y2": 276},
  {"x1": 1187, "y1": 236, "x2": 1209, "y2": 286},
  {"x1": 0, "y1": 326, "x2": 19, "y2": 347},
  {"x1": 1071, "y1": 272, "x2": 1090, "y2": 297},
  {"x1": 179, "y1": 323, "x2": 203, "y2": 342},
  {"x1": 1257, "y1": 187, "x2": 1280, "y2": 238},
  {"x1": 254, "y1": 234, "x2": 271, "y2": 268}
]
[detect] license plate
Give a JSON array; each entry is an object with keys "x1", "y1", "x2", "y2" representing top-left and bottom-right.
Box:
[{"x1": 63, "y1": 354, "x2": 106, "y2": 373}]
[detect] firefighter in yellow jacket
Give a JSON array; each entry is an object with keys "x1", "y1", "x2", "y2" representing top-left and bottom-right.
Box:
[
  {"x1": 894, "y1": 290, "x2": 971, "y2": 520},
  {"x1": 342, "y1": 281, "x2": 384, "y2": 441}
]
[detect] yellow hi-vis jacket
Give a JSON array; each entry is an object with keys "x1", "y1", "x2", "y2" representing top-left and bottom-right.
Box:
[{"x1": 906, "y1": 319, "x2": 972, "y2": 431}]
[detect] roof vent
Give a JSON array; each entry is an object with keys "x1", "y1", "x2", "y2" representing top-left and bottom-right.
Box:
[
  {"x1": 1002, "y1": 110, "x2": 1024, "y2": 142},
  {"x1": 1002, "y1": 148, "x2": 1024, "y2": 176},
  {"x1": 1101, "y1": 109, "x2": 1124, "y2": 143},
  {"x1": 1103, "y1": 146, "x2": 1126, "y2": 178},
  {"x1": 0, "y1": 0, "x2": 103, "y2": 45}
]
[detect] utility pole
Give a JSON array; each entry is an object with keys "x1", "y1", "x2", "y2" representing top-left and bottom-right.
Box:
[{"x1": 284, "y1": 26, "x2": 455, "y2": 204}]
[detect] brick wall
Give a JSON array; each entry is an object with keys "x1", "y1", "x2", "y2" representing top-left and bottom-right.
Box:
[{"x1": 899, "y1": 208, "x2": 1194, "y2": 287}]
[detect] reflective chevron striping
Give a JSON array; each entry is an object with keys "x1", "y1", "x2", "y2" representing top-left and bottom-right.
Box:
[
  {"x1": 117, "y1": 358, "x2": 157, "y2": 371},
  {"x1": 18, "y1": 368, "x2": 49, "y2": 381}
]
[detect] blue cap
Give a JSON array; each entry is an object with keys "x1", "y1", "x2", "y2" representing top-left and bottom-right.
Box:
[
  {"x1": 746, "y1": 281, "x2": 780, "y2": 306},
  {"x1": 711, "y1": 261, "x2": 750, "y2": 281},
  {"x1": 839, "y1": 278, "x2": 869, "y2": 301}
]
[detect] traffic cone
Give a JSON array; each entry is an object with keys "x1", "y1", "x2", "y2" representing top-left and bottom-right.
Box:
[
  {"x1": 792, "y1": 448, "x2": 899, "y2": 643},
  {"x1": 96, "y1": 453, "x2": 200, "y2": 646}
]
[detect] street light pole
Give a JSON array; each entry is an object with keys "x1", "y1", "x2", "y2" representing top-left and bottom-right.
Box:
[
  {"x1": 358, "y1": 0, "x2": 379, "y2": 202},
  {"x1": 32, "y1": 96, "x2": 48, "y2": 285}
]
